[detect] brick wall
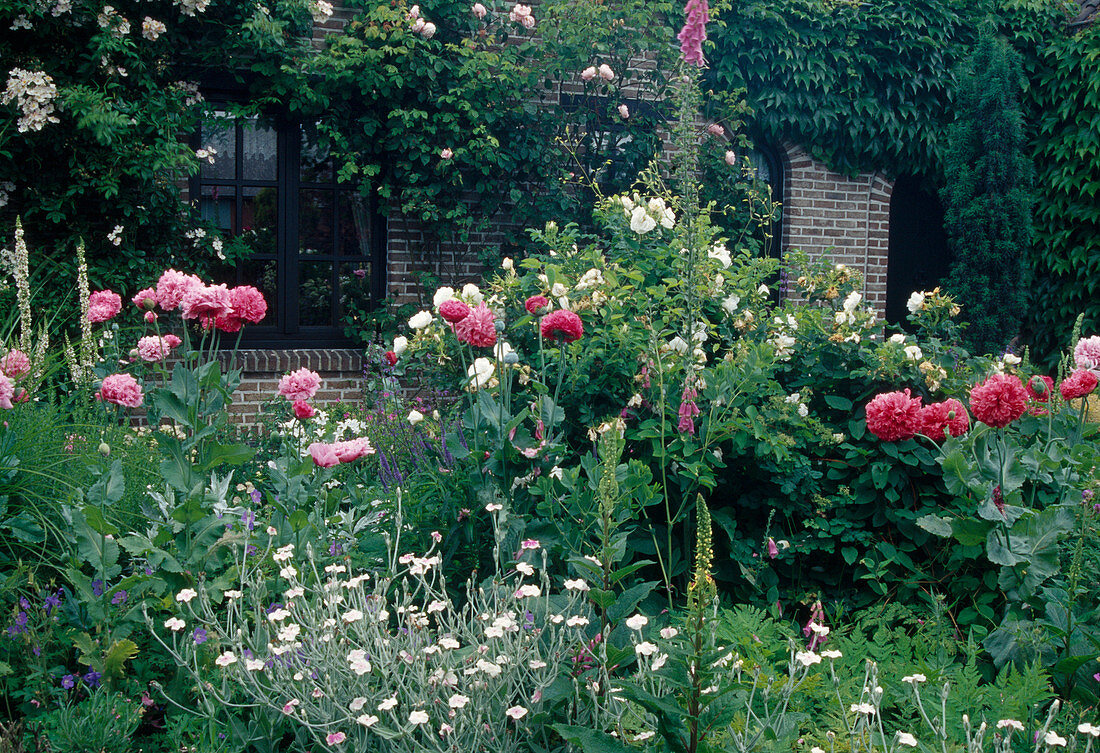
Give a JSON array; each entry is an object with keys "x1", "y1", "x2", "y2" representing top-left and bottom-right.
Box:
[
  {"x1": 780, "y1": 143, "x2": 893, "y2": 315},
  {"x1": 221, "y1": 349, "x2": 364, "y2": 426}
]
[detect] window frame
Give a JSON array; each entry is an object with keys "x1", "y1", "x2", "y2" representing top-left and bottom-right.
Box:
[{"x1": 190, "y1": 105, "x2": 386, "y2": 349}]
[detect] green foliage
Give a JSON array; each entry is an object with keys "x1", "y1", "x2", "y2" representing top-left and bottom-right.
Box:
[
  {"x1": 939, "y1": 26, "x2": 1034, "y2": 355},
  {"x1": 35, "y1": 690, "x2": 142, "y2": 753}
]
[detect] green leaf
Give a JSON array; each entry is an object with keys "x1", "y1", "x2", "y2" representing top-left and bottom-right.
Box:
[
  {"x1": 916, "y1": 514, "x2": 952, "y2": 538},
  {"x1": 950, "y1": 518, "x2": 994, "y2": 547},
  {"x1": 551, "y1": 724, "x2": 633, "y2": 753},
  {"x1": 823, "y1": 395, "x2": 853, "y2": 411},
  {"x1": 103, "y1": 639, "x2": 139, "y2": 678}
]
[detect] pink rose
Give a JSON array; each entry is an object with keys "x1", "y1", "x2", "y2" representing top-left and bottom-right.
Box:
[
  {"x1": 707, "y1": 123, "x2": 724, "y2": 137},
  {"x1": 597, "y1": 63, "x2": 614, "y2": 81},
  {"x1": 88, "y1": 290, "x2": 122, "y2": 323},
  {"x1": 472, "y1": 2, "x2": 486, "y2": 17},
  {"x1": 420, "y1": 21, "x2": 436, "y2": 38},
  {"x1": 440, "y1": 148, "x2": 453, "y2": 160},
  {"x1": 724, "y1": 150, "x2": 736, "y2": 166},
  {"x1": 618, "y1": 104, "x2": 629, "y2": 119},
  {"x1": 0, "y1": 350, "x2": 31, "y2": 379},
  {"x1": 181, "y1": 284, "x2": 232, "y2": 321},
  {"x1": 580, "y1": 66, "x2": 597, "y2": 81},
  {"x1": 98, "y1": 373, "x2": 143, "y2": 408},
  {"x1": 155, "y1": 269, "x2": 202, "y2": 311},
  {"x1": 278, "y1": 368, "x2": 322, "y2": 402}
]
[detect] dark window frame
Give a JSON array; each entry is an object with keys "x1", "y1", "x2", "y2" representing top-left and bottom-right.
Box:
[{"x1": 190, "y1": 106, "x2": 386, "y2": 349}]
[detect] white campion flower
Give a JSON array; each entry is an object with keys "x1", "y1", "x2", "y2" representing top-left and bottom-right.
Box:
[
  {"x1": 164, "y1": 617, "x2": 185, "y2": 631},
  {"x1": 821, "y1": 649, "x2": 843, "y2": 659},
  {"x1": 175, "y1": 588, "x2": 198, "y2": 603},
  {"x1": 897, "y1": 733, "x2": 918, "y2": 747},
  {"x1": 1078, "y1": 724, "x2": 1100, "y2": 737},
  {"x1": 634, "y1": 732, "x2": 656, "y2": 742},
  {"x1": 635, "y1": 641, "x2": 659, "y2": 657},
  {"x1": 356, "y1": 714, "x2": 379, "y2": 727},
  {"x1": 651, "y1": 653, "x2": 668, "y2": 670},
  {"x1": 566, "y1": 615, "x2": 589, "y2": 627},
  {"x1": 625, "y1": 614, "x2": 648, "y2": 631},
  {"x1": 660, "y1": 627, "x2": 678, "y2": 639},
  {"x1": 378, "y1": 697, "x2": 398, "y2": 711},
  {"x1": 996, "y1": 720, "x2": 1025, "y2": 731},
  {"x1": 1045, "y1": 732, "x2": 1068, "y2": 747},
  {"x1": 901, "y1": 673, "x2": 926, "y2": 684},
  {"x1": 906, "y1": 291, "x2": 925, "y2": 314},
  {"x1": 214, "y1": 651, "x2": 237, "y2": 667},
  {"x1": 409, "y1": 710, "x2": 430, "y2": 725},
  {"x1": 350, "y1": 697, "x2": 368, "y2": 712},
  {"x1": 528, "y1": 659, "x2": 547, "y2": 669},
  {"x1": 506, "y1": 706, "x2": 528, "y2": 720},
  {"x1": 245, "y1": 658, "x2": 264, "y2": 671},
  {"x1": 342, "y1": 609, "x2": 364, "y2": 624},
  {"x1": 708, "y1": 244, "x2": 732, "y2": 268},
  {"x1": 224, "y1": 589, "x2": 243, "y2": 599},
  {"x1": 267, "y1": 608, "x2": 291, "y2": 622},
  {"x1": 795, "y1": 651, "x2": 821, "y2": 666},
  {"x1": 807, "y1": 621, "x2": 830, "y2": 636},
  {"x1": 407, "y1": 311, "x2": 432, "y2": 330},
  {"x1": 514, "y1": 584, "x2": 541, "y2": 598},
  {"x1": 564, "y1": 578, "x2": 589, "y2": 591},
  {"x1": 850, "y1": 703, "x2": 876, "y2": 715},
  {"x1": 515, "y1": 562, "x2": 534, "y2": 576}
]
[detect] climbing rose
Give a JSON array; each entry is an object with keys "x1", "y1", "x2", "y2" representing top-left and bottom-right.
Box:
[
  {"x1": 88, "y1": 290, "x2": 122, "y2": 323},
  {"x1": 917, "y1": 399, "x2": 970, "y2": 442},
  {"x1": 0, "y1": 350, "x2": 31, "y2": 379},
  {"x1": 471, "y1": 2, "x2": 486, "y2": 17},
  {"x1": 969, "y1": 374, "x2": 1027, "y2": 428},
  {"x1": 1074, "y1": 335, "x2": 1100, "y2": 374},
  {"x1": 278, "y1": 368, "x2": 321, "y2": 402},
  {"x1": 454, "y1": 303, "x2": 497, "y2": 347},
  {"x1": 525, "y1": 295, "x2": 549, "y2": 316},
  {"x1": 98, "y1": 373, "x2": 143, "y2": 408},
  {"x1": 1059, "y1": 369, "x2": 1098, "y2": 401},
  {"x1": 540, "y1": 310, "x2": 583, "y2": 343},
  {"x1": 864, "y1": 389, "x2": 922, "y2": 442},
  {"x1": 439, "y1": 298, "x2": 471, "y2": 324}
]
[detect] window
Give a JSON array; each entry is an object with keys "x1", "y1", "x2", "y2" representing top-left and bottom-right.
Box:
[{"x1": 193, "y1": 113, "x2": 385, "y2": 347}]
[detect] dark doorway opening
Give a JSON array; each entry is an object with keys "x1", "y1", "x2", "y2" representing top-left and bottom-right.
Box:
[{"x1": 886, "y1": 175, "x2": 951, "y2": 325}]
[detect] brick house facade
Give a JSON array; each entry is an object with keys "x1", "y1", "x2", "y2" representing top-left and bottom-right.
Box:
[{"x1": 223, "y1": 9, "x2": 899, "y2": 423}]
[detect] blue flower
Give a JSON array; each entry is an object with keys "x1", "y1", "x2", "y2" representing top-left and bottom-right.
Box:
[
  {"x1": 83, "y1": 670, "x2": 102, "y2": 688},
  {"x1": 61, "y1": 674, "x2": 75, "y2": 689},
  {"x1": 92, "y1": 580, "x2": 105, "y2": 597},
  {"x1": 110, "y1": 590, "x2": 128, "y2": 606},
  {"x1": 193, "y1": 628, "x2": 208, "y2": 645}
]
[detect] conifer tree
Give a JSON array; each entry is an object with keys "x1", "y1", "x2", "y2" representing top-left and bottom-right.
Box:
[{"x1": 940, "y1": 25, "x2": 1034, "y2": 355}]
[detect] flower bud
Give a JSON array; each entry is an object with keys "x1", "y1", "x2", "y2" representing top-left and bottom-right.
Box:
[{"x1": 98, "y1": 442, "x2": 111, "y2": 456}]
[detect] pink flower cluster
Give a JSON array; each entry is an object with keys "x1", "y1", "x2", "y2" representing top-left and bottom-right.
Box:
[
  {"x1": 151, "y1": 270, "x2": 267, "y2": 332},
  {"x1": 1075, "y1": 335, "x2": 1100, "y2": 374},
  {"x1": 136, "y1": 335, "x2": 182, "y2": 362},
  {"x1": 509, "y1": 3, "x2": 535, "y2": 28},
  {"x1": 88, "y1": 290, "x2": 122, "y2": 323},
  {"x1": 1060, "y1": 369, "x2": 1098, "y2": 401},
  {"x1": 98, "y1": 373, "x2": 143, "y2": 408},
  {"x1": 454, "y1": 303, "x2": 497, "y2": 347},
  {"x1": 540, "y1": 310, "x2": 583, "y2": 343},
  {"x1": 678, "y1": 0, "x2": 709, "y2": 67},
  {"x1": 866, "y1": 390, "x2": 971, "y2": 443},
  {"x1": 970, "y1": 374, "x2": 1027, "y2": 428},
  {"x1": 0, "y1": 350, "x2": 32, "y2": 409},
  {"x1": 278, "y1": 368, "x2": 322, "y2": 402},
  {"x1": 308, "y1": 438, "x2": 375, "y2": 468}
]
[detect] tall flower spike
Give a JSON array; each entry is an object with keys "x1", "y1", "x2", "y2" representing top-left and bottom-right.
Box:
[
  {"x1": 678, "y1": 0, "x2": 709, "y2": 67},
  {"x1": 13, "y1": 218, "x2": 32, "y2": 353},
  {"x1": 687, "y1": 495, "x2": 716, "y2": 611}
]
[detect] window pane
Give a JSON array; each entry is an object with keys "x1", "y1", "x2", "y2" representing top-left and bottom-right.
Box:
[
  {"x1": 299, "y1": 261, "x2": 334, "y2": 326},
  {"x1": 200, "y1": 185, "x2": 236, "y2": 233},
  {"x1": 301, "y1": 132, "x2": 333, "y2": 184},
  {"x1": 339, "y1": 262, "x2": 373, "y2": 325},
  {"x1": 200, "y1": 118, "x2": 236, "y2": 181},
  {"x1": 242, "y1": 119, "x2": 277, "y2": 181},
  {"x1": 300, "y1": 188, "x2": 335, "y2": 256},
  {"x1": 242, "y1": 187, "x2": 278, "y2": 255},
  {"x1": 339, "y1": 191, "x2": 374, "y2": 257}
]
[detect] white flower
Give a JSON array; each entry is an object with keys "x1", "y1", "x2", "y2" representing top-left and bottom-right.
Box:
[
  {"x1": 267, "y1": 608, "x2": 291, "y2": 622},
  {"x1": 651, "y1": 653, "x2": 668, "y2": 670},
  {"x1": 378, "y1": 697, "x2": 398, "y2": 711},
  {"x1": 164, "y1": 617, "x2": 185, "y2": 631},
  {"x1": 850, "y1": 703, "x2": 876, "y2": 715},
  {"x1": 1078, "y1": 724, "x2": 1100, "y2": 737},
  {"x1": 648, "y1": 197, "x2": 675, "y2": 228},
  {"x1": 407, "y1": 409, "x2": 424, "y2": 425},
  {"x1": 629, "y1": 206, "x2": 657, "y2": 234},
  {"x1": 515, "y1": 562, "x2": 534, "y2": 576},
  {"x1": 667, "y1": 335, "x2": 689, "y2": 355},
  {"x1": 393, "y1": 335, "x2": 409, "y2": 355},
  {"x1": 889, "y1": 333, "x2": 907, "y2": 344},
  {"x1": 807, "y1": 621, "x2": 830, "y2": 636},
  {"x1": 279, "y1": 565, "x2": 297, "y2": 579},
  {"x1": 514, "y1": 584, "x2": 541, "y2": 598},
  {"x1": 598, "y1": 63, "x2": 615, "y2": 81},
  {"x1": 1045, "y1": 732, "x2": 1067, "y2": 747},
  {"x1": 461, "y1": 283, "x2": 483, "y2": 304},
  {"x1": 1003, "y1": 353, "x2": 1022, "y2": 366},
  {"x1": 528, "y1": 659, "x2": 547, "y2": 669},
  {"x1": 757, "y1": 284, "x2": 770, "y2": 296},
  {"x1": 467, "y1": 357, "x2": 495, "y2": 389},
  {"x1": 433, "y1": 286, "x2": 456, "y2": 308},
  {"x1": 409, "y1": 709, "x2": 429, "y2": 725},
  {"x1": 245, "y1": 658, "x2": 264, "y2": 671},
  {"x1": 996, "y1": 720, "x2": 1025, "y2": 731},
  {"x1": 566, "y1": 615, "x2": 589, "y2": 627},
  {"x1": 635, "y1": 641, "x2": 658, "y2": 656},
  {"x1": 447, "y1": 693, "x2": 471, "y2": 709},
  {"x1": 506, "y1": 706, "x2": 528, "y2": 720},
  {"x1": 438, "y1": 637, "x2": 460, "y2": 650},
  {"x1": 633, "y1": 731, "x2": 656, "y2": 742},
  {"x1": 342, "y1": 609, "x2": 364, "y2": 624},
  {"x1": 214, "y1": 651, "x2": 237, "y2": 667},
  {"x1": 901, "y1": 673, "x2": 926, "y2": 684},
  {"x1": 175, "y1": 588, "x2": 198, "y2": 603},
  {"x1": 349, "y1": 697, "x2": 368, "y2": 712},
  {"x1": 224, "y1": 589, "x2": 243, "y2": 599},
  {"x1": 795, "y1": 651, "x2": 821, "y2": 667},
  {"x1": 408, "y1": 311, "x2": 432, "y2": 330},
  {"x1": 897, "y1": 732, "x2": 918, "y2": 747},
  {"x1": 564, "y1": 578, "x2": 589, "y2": 591},
  {"x1": 904, "y1": 345, "x2": 924, "y2": 361},
  {"x1": 906, "y1": 291, "x2": 925, "y2": 314},
  {"x1": 708, "y1": 244, "x2": 732, "y2": 269},
  {"x1": 660, "y1": 627, "x2": 678, "y2": 639},
  {"x1": 356, "y1": 714, "x2": 378, "y2": 727},
  {"x1": 821, "y1": 649, "x2": 843, "y2": 659},
  {"x1": 721, "y1": 294, "x2": 741, "y2": 315},
  {"x1": 772, "y1": 334, "x2": 796, "y2": 360},
  {"x1": 625, "y1": 614, "x2": 648, "y2": 631}
]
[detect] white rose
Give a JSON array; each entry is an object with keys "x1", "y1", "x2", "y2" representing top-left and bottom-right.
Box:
[
  {"x1": 460, "y1": 283, "x2": 483, "y2": 304},
  {"x1": 904, "y1": 345, "x2": 923, "y2": 361},
  {"x1": 407, "y1": 410, "x2": 424, "y2": 425},
  {"x1": 722, "y1": 294, "x2": 740, "y2": 315},
  {"x1": 408, "y1": 311, "x2": 432, "y2": 330},
  {"x1": 393, "y1": 335, "x2": 409, "y2": 355},
  {"x1": 433, "y1": 287, "x2": 455, "y2": 308},
  {"x1": 708, "y1": 244, "x2": 732, "y2": 269},
  {"x1": 906, "y1": 291, "x2": 925, "y2": 314},
  {"x1": 467, "y1": 357, "x2": 495, "y2": 389},
  {"x1": 629, "y1": 206, "x2": 657, "y2": 234}
]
